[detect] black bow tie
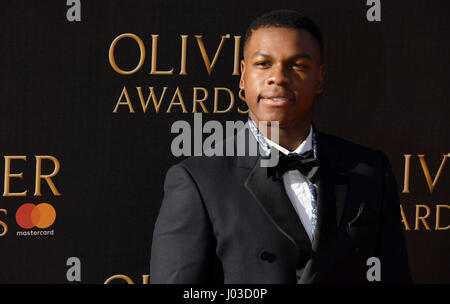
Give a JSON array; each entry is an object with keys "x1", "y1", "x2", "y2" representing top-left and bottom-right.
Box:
[{"x1": 268, "y1": 149, "x2": 320, "y2": 183}]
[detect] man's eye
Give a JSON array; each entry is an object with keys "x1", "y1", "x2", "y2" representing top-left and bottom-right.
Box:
[
  {"x1": 255, "y1": 62, "x2": 270, "y2": 67},
  {"x1": 292, "y1": 63, "x2": 307, "y2": 69}
]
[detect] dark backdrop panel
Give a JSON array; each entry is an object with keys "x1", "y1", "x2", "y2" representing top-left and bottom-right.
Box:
[{"x1": 0, "y1": 0, "x2": 448, "y2": 283}]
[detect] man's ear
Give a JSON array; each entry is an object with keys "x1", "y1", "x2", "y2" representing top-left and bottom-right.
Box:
[
  {"x1": 316, "y1": 64, "x2": 327, "y2": 94},
  {"x1": 239, "y1": 60, "x2": 246, "y2": 90}
]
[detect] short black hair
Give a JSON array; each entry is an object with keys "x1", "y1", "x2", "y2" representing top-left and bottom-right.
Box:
[{"x1": 243, "y1": 9, "x2": 324, "y2": 60}]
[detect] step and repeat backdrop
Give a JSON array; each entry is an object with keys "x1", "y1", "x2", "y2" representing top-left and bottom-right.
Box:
[{"x1": 0, "y1": 0, "x2": 448, "y2": 283}]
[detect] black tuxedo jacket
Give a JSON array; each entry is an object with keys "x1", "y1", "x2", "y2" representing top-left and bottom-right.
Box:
[{"x1": 150, "y1": 125, "x2": 412, "y2": 284}]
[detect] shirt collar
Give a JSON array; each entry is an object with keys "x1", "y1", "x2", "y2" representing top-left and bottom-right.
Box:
[{"x1": 264, "y1": 125, "x2": 313, "y2": 155}]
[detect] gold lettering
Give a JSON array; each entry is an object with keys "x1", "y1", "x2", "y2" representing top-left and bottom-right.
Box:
[
  {"x1": 237, "y1": 89, "x2": 248, "y2": 114},
  {"x1": 435, "y1": 204, "x2": 450, "y2": 230},
  {"x1": 213, "y1": 87, "x2": 234, "y2": 114},
  {"x1": 113, "y1": 86, "x2": 135, "y2": 113},
  {"x1": 402, "y1": 154, "x2": 411, "y2": 193},
  {"x1": 3, "y1": 156, "x2": 27, "y2": 197},
  {"x1": 109, "y1": 33, "x2": 145, "y2": 75},
  {"x1": 34, "y1": 156, "x2": 61, "y2": 196},
  {"x1": 418, "y1": 154, "x2": 448, "y2": 194},
  {"x1": 137, "y1": 87, "x2": 168, "y2": 113},
  {"x1": 415, "y1": 204, "x2": 431, "y2": 230},
  {"x1": 195, "y1": 34, "x2": 230, "y2": 75},
  {"x1": 180, "y1": 35, "x2": 188, "y2": 75},
  {"x1": 142, "y1": 275, "x2": 149, "y2": 284},
  {"x1": 0, "y1": 209, "x2": 7, "y2": 237},
  {"x1": 150, "y1": 34, "x2": 174, "y2": 75},
  {"x1": 192, "y1": 87, "x2": 209, "y2": 113},
  {"x1": 232, "y1": 36, "x2": 241, "y2": 75},
  {"x1": 400, "y1": 204, "x2": 410, "y2": 230},
  {"x1": 104, "y1": 274, "x2": 134, "y2": 284},
  {"x1": 166, "y1": 87, "x2": 187, "y2": 113}
]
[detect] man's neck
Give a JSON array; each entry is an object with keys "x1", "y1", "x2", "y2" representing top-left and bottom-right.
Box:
[
  {"x1": 252, "y1": 116, "x2": 311, "y2": 152},
  {"x1": 277, "y1": 125, "x2": 311, "y2": 152}
]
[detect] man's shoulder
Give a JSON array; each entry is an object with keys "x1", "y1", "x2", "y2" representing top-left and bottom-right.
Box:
[
  {"x1": 318, "y1": 131, "x2": 379, "y2": 154},
  {"x1": 317, "y1": 130, "x2": 389, "y2": 173},
  {"x1": 175, "y1": 154, "x2": 239, "y2": 171},
  {"x1": 166, "y1": 151, "x2": 247, "y2": 184},
  {"x1": 168, "y1": 128, "x2": 255, "y2": 175}
]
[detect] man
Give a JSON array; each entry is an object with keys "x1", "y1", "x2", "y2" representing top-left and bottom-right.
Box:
[{"x1": 150, "y1": 9, "x2": 412, "y2": 283}]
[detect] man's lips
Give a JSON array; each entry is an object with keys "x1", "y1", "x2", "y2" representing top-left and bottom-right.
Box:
[{"x1": 258, "y1": 95, "x2": 295, "y2": 106}]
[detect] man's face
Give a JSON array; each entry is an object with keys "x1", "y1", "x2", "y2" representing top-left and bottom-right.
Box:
[{"x1": 240, "y1": 27, "x2": 326, "y2": 129}]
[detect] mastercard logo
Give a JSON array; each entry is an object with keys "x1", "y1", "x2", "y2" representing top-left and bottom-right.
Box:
[{"x1": 16, "y1": 203, "x2": 56, "y2": 229}]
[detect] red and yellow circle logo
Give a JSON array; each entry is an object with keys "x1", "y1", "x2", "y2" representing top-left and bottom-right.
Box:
[{"x1": 15, "y1": 203, "x2": 56, "y2": 229}]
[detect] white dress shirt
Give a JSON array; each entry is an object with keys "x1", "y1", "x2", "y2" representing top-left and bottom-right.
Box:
[{"x1": 264, "y1": 125, "x2": 315, "y2": 242}]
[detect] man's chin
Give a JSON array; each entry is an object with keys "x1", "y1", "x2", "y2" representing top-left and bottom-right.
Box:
[{"x1": 251, "y1": 112, "x2": 289, "y2": 125}]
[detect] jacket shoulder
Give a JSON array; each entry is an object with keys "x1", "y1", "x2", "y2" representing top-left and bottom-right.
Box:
[
  {"x1": 167, "y1": 129, "x2": 255, "y2": 178},
  {"x1": 318, "y1": 131, "x2": 379, "y2": 154},
  {"x1": 167, "y1": 154, "x2": 240, "y2": 182},
  {"x1": 317, "y1": 131, "x2": 388, "y2": 172}
]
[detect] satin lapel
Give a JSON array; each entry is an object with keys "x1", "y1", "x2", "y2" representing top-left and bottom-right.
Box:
[
  {"x1": 313, "y1": 132, "x2": 348, "y2": 249},
  {"x1": 314, "y1": 131, "x2": 350, "y2": 235},
  {"x1": 244, "y1": 157, "x2": 312, "y2": 253},
  {"x1": 300, "y1": 131, "x2": 350, "y2": 282},
  {"x1": 312, "y1": 160, "x2": 342, "y2": 250}
]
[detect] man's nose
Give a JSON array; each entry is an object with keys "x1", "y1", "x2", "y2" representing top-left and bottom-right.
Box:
[{"x1": 267, "y1": 64, "x2": 290, "y2": 86}]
